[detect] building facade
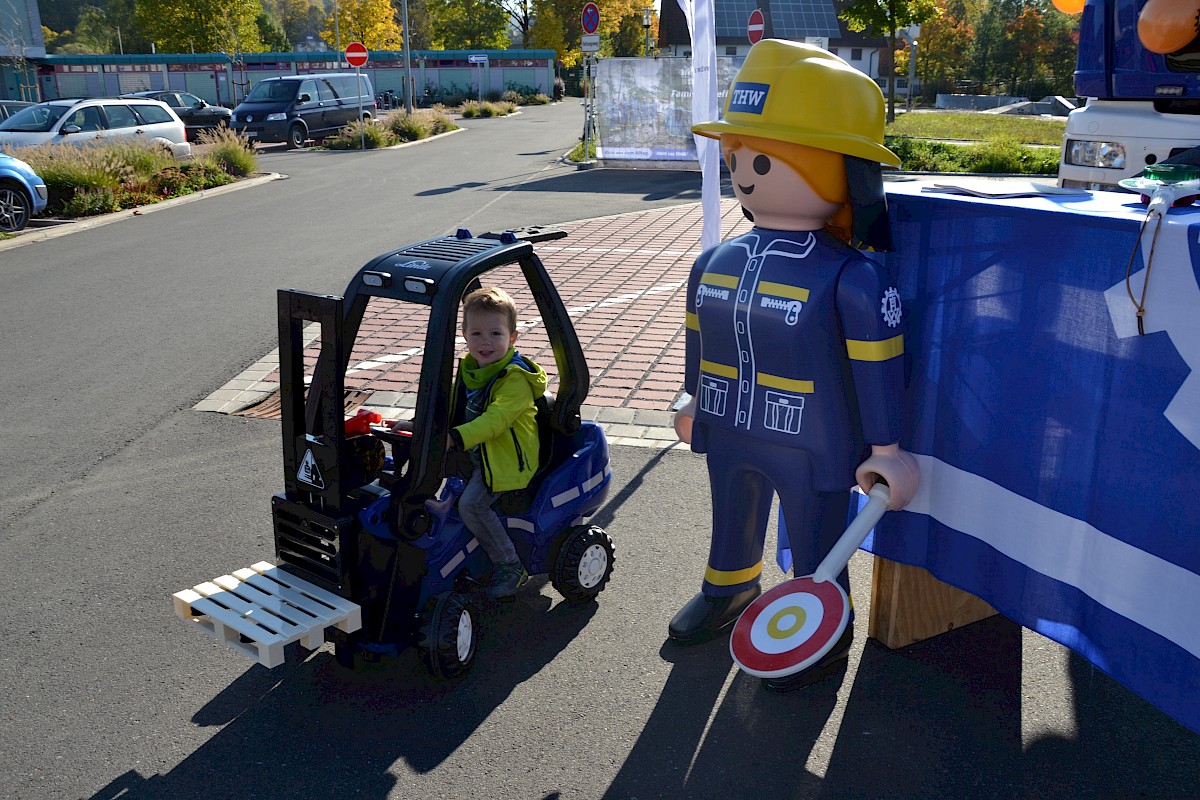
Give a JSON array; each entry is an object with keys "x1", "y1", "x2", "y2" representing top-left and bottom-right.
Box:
[{"x1": 1, "y1": 0, "x2": 47, "y2": 101}]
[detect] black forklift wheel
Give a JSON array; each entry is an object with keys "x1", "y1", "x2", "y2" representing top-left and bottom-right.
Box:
[
  {"x1": 418, "y1": 591, "x2": 478, "y2": 679},
  {"x1": 550, "y1": 526, "x2": 615, "y2": 606}
]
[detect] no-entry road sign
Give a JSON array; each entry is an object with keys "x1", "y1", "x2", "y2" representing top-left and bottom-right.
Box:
[
  {"x1": 748, "y1": 9, "x2": 765, "y2": 44},
  {"x1": 345, "y1": 41, "x2": 368, "y2": 68}
]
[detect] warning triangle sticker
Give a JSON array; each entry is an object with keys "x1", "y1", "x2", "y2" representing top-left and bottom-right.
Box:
[{"x1": 298, "y1": 449, "x2": 325, "y2": 489}]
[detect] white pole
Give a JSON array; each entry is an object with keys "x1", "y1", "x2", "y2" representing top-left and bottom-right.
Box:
[{"x1": 357, "y1": 65, "x2": 364, "y2": 149}]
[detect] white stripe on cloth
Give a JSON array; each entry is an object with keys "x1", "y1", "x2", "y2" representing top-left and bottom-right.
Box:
[{"x1": 906, "y1": 453, "x2": 1200, "y2": 660}]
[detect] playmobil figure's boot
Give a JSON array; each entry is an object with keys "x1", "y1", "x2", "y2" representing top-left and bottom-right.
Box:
[
  {"x1": 761, "y1": 625, "x2": 854, "y2": 694},
  {"x1": 668, "y1": 586, "x2": 761, "y2": 645}
]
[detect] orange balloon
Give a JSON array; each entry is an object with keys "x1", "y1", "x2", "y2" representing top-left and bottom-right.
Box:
[
  {"x1": 1138, "y1": 0, "x2": 1200, "y2": 55},
  {"x1": 1051, "y1": 0, "x2": 1084, "y2": 13}
]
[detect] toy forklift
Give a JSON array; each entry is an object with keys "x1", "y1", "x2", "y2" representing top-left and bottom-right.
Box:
[{"x1": 174, "y1": 227, "x2": 615, "y2": 679}]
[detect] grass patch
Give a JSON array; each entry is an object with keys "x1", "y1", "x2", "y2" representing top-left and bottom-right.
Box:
[
  {"x1": 13, "y1": 138, "x2": 253, "y2": 218},
  {"x1": 886, "y1": 134, "x2": 1059, "y2": 174},
  {"x1": 566, "y1": 138, "x2": 596, "y2": 162},
  {"x1": 886, "y1": 111, "x2": 1065, "y2": 145}
]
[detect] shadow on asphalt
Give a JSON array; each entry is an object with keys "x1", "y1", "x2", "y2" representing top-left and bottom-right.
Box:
[
  {"x1": 604, "y1": 614, "x2": 1200, "y2": 800},
  {"x1": 414, "y1": 168, "x2": 736, "y2": 204},
  {"x1": 87, "y1": 590, "x2": 597, "y2": 800}
]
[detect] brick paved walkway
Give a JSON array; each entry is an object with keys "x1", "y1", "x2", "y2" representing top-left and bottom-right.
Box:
[{"x1": 197, "y1": 198, "x2": 753, "y2": 447}]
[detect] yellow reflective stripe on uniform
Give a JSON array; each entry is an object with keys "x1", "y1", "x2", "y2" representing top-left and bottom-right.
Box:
[
  {"x1": 757, "y1": 281, "x2": 810, "y2": 302},
  {"x1": 701, "y1": 273, "x2": 740, "y2": 289},
  {"x1": 845, "y1": 334, "x2": 904, "y2": 362},
  {"x1": 757, "y1": 373, "x2": 814, "y2": 393},
  {"x1": 686, "y1": 312, "x2": 699, "y2": 331},
  {"x1": 706, "y1": 561, "x2": 763, "y2": 586},
  {"x1": 701, "y1": 360, "x2": 739, "y2": 379}
]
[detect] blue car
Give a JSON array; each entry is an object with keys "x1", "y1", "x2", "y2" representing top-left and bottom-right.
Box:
[{"x1": 0, "y1": 152, "x2": 48, "y2": 233}]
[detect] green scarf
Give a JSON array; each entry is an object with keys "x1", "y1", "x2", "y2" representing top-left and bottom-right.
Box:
[{"x1": 460, "y1": 348, "x2": 515, "y2": 390}]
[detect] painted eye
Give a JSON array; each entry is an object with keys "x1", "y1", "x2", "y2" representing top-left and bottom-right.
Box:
[
  {"x1": 728, "y1": 152, "x2": 737, "y2": 172},
  {"x1": 754, "y1": 155, "x2": 771, "y2": 175}
]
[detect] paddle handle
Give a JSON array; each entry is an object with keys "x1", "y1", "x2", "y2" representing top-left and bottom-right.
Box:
[{"x1": 812, "y1": 482, "x2": 891, "y2": 584}]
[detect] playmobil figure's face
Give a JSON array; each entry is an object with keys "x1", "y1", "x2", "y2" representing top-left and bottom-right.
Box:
[
  {"x1": 463, "y1": 308, "x2": 517, "y2": 367},
  {"x1": 725, "y1": 137, "x2": 842, "y2": 232}
]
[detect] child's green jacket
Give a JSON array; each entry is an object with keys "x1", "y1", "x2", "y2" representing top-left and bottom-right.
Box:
[{"x1": 450, "y1": 349, "x2": 548, "y2": 492}]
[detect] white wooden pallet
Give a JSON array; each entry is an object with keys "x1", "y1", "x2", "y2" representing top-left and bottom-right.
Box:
[{"x1": 172, "y1": 561, "x2": 362, "y2": 668}]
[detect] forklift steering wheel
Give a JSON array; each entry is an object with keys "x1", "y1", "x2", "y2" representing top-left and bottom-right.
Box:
[{"x1": 371, "y1": 426, "x2": 413, "y2": 477}]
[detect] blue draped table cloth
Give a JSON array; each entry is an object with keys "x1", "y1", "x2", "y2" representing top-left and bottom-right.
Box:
[{"x1": 867, "y1": 181, "x2": 1200, "y2": 734}]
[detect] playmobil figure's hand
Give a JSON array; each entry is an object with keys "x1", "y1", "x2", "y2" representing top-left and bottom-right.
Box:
[
  {"x1": 855, "y1": 444, "x2": 920, "y2": 510},
  {"x1": 674, "y1": 396, "x2": 696, "y2": 444}
]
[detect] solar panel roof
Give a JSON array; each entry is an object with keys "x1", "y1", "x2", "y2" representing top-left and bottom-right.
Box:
[{"x1": 714, "y1": 0, "x2": 840, "y2": 40}]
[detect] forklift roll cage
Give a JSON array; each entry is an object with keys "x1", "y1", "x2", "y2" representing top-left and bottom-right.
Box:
[{"x1": 272, "y1": 227, "x2": 589, "y2": 644}]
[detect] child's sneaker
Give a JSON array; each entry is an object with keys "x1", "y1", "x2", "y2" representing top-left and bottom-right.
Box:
[{"x1": 488, "y1": 562, "x2": 529, "y2": 601}]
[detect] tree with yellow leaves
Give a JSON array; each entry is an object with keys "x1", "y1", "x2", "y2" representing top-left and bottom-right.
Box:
[
  {"x1": 135, "y1": 0, "x2": 265, "y2": 55},
  {"x1": 321, "y1": 0, "x2": 404, "y2": 50}
]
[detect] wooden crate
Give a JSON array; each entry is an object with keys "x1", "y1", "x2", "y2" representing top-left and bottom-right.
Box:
[{"x1": 868, "y1": 556, "x2": 998, "y2": 649}]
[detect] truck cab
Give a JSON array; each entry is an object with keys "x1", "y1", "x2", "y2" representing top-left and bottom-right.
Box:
[{"x1": 1059, "y1": 0, "x2": 1200, "y2": 190}]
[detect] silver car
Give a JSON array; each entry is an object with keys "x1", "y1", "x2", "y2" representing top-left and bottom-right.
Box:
[{"x1": 0, "y1": 97, "x2": 191, "y2": 157}]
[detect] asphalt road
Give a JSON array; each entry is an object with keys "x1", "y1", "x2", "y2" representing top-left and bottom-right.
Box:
[{"x1": 1, "y1": 101, "x2": 1197, "y2": 800}]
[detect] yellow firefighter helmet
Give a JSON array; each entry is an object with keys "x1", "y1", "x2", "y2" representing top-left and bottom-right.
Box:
[{"x1": 693, "y1": 39, "x2": 899, "y2": 167}]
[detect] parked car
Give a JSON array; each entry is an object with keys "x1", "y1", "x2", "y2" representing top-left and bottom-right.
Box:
[
  {"x1": 121, "y1": 90, "x2": 231, "y2": 140},
  {"x1": 0, "y1": 152, "x2": 48, "y2": 233},
  {"x1": 0, "y1": 100, "x2": 32, "y2": 123},
  {"x1": 0, "y1": 98, "x2": 191, "y2": 158},
  {"x1": 230, "y1": 73, "x2": 376, "y2": 149}
]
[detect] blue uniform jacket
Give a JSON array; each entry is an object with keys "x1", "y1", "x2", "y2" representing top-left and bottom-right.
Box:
[{"x1": 684, "y1": 228, "x2": 906, "y2": 491}]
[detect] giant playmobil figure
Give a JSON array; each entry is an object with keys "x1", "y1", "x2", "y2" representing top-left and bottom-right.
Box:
[{"x1": 669, "y1": 40, "x2": 920, "y2": 687}]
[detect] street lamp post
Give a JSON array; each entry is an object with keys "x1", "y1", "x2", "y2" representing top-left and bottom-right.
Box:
[
  {"x1": 334, "y1": 0, "x2": 341, "y2": 65},
  {"x1": 401, "y1": 0, "x2": 414, "y2": 113},
  {"x1": 907, "y1": 39, "x2": 917, "y2": 111},
  {"x1": 643, "y1": 7, "x2": 653, "y2": 57}
]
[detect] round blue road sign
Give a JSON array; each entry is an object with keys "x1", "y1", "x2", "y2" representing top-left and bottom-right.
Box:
[{"x1": 581, "y1": 2, "x2": 600, "y2": 34}]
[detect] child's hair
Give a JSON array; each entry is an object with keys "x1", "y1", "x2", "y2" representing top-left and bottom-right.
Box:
[
  {"x1": 461, "y1": 286, "x2": 518, "y2": 332},
  {"x1": 721, "y1": 134, "x2": 853, "y2": 244}
]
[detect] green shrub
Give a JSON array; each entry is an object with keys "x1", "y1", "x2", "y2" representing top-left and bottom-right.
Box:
[
  {"x1": 460, "y1": 100, "x2": 482, "y2": 118},
  {"x1": 884, "y1": 135, "x2": 1058, "y2": 174},
  {"x1": 196, "y1": 126, "x2": 257, "y2": 177},
  {"x1": 388, "y1": 111, "x2": 432, "y2": 142},
  {"x1": 325, "y1": 118, "x2": 391, "y2": 149},
  {"x1": 427, "y1": 111, "x2": 459, "y2": 135},
  {"x1": 60, "y1": 188, "x2": 121, "y2": 217},
  {"x1": 967, "y1": 135, "x2": 1060, "y2": 174},
  {"x1": 501, "y1": 90, "x2": 523, "y2": 104},
  {"x1": 566, "y1": 138, "x2": 596, "y2": 162},
  {"x1": 521, "y1": 93, "x2": 552, "y2": 105}
]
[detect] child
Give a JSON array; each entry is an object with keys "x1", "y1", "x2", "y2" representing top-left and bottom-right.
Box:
[{"x1": 398, "y1": 287, "x2": 547, "y2": 600}]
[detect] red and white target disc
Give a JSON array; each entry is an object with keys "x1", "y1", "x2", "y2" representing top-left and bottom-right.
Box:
[{"x1": 730, "y1": 577, "x2": 849, "y2": 678}]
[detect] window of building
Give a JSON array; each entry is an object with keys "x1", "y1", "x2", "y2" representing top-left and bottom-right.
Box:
[
  {"x1": 725, "y1": 46, "x2": 738, "y2": 56},
  {"x1": 851, "y1": 48, "x2": 862, "y2": 61}
]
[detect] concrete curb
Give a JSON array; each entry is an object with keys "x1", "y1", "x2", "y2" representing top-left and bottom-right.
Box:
[{"x1": 0, "y1": 172, "x2": 287, "y2": 253}]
